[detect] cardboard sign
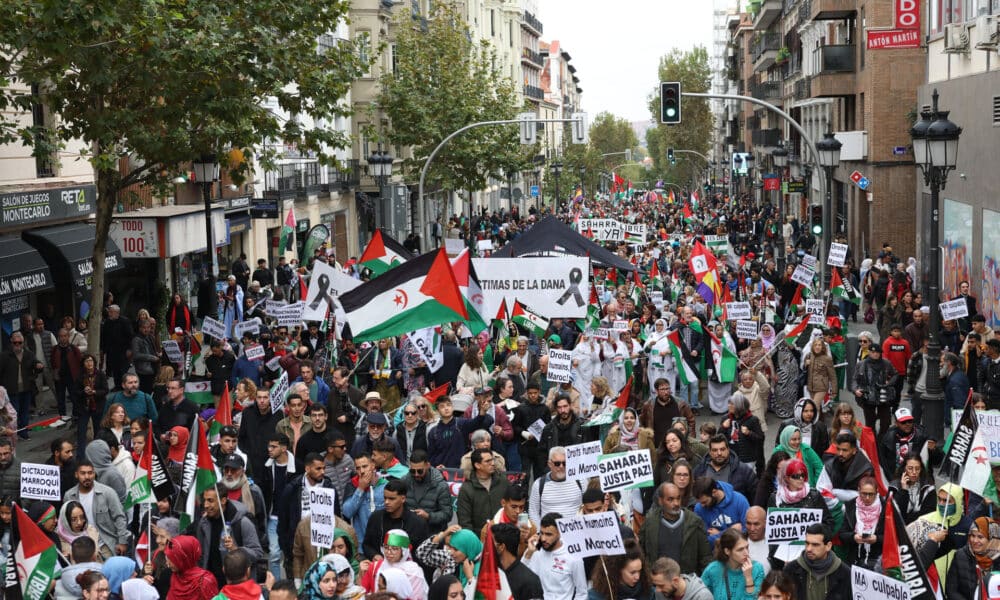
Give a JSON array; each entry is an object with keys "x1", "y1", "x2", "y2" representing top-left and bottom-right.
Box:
[
  {"x1": 565, "y1": 441, "x2": 603, "y2": 482},
  {"x1": 526, "y1": 418, "x2": 546, "y2": 442},
  {"x1": 805, "y1": 299, "x2": 826, "y2": 325},
  {"x1": 308, "y1": 487, "x2": 337, "y2": 548},
  {"x1": 244, "y1": 344, "x2": 265, "y2": 361},
  {"x1": 547, "y1": 349, "x2": 573, "y2": 384},
  {"x1": 577, "y1": 218, "x2": 623, "y2": 242},
  {"x1": 940, "y1": 297, "x2": 969, "y2": 320},
  {"x1": 597, "y1": 450, "x2": 654, "y2": 493},
  {"x1": 275, "y1": 302, "x2": 306, "y2": 327},
  {"x1": 473, "y1": 257, "x2": 590, "y2": 319},
  {"x1": 20, "y1": 463, "x2": 61, "y2": 501},
  {"x1": 951, "y1": 409, "x2": 1000, "y2": 463},
  {"x1": 736, "y1": 320, "x2": 759, "y2": 340},
  {"x1": 828, "y1": 243, "x2": 848, "y2": 267},
  {"x1": 234, "y1": 318, "x2": 261, "y2": 339},
  {"x1": 791, "y1": 265, "x2": 815, "y2": 287},
  {"x1": 161, "y1": 340, "x2": 183, "y2": 364},
  {"x1": 444, "y1": 238, "x2": 466, "y2": 256},
  {"x1": 591, "y1": 328, "x2": 610, "y2": 341},
  {"x1": 556, "y1": 511, "x2": 626, "y2": 558},
  {"x1": 476, "y1": 239, "x2": 494, "y2": 252},
  {"x1": 201, "y1": 316, "x2": 227, "y2": 340},
  {"x1": 851, "y1": 565, "x2": 914, "y2": 600},
  {"x1": 612, "y1": 320, "x2": 629, "y2": 332},
  {"x1": 726, "y1": 302, "x2": 752, "y2": 321},
  {"x1": 801, "y1": 254, "x2": 818, "y2": 270},
  {"x1": 766, "y1": 507, "x2": 824, "y2": 544},
  {"x1": 650, "y1": 291, "x2": 664, "y2": 308},
  {"x1": 266, "y1": 299, "x2": 288, "y2": 314},
  {"x1": 270, "y1": 371, "x2": 289, "y2": 414}
]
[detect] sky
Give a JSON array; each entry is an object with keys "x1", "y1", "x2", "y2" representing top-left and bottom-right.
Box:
[{"x1": 536, "y1": 0, "x2": 715, "y2": 124}]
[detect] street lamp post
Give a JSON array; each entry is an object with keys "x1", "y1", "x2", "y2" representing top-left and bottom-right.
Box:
[
  {"x1": 746, "y1": 153, "x2": 755, "y2": 204},
  {"x1": 733, "y1": 154, "x2": 743, "y2": 198},
  {"x1": 550, "y1": 161, "x2": 563, "y2": 207},
  {"x1": 193, "y1": 155, "x2": 219, "y2": 280},
  {"x1": 816, "y1": 131, "x2": 842, "y2": 287},
  {"x1": 367, "y1": 145, "x2": 393, "y2": 226},
  {"x1": 772, "y1": 143, "x2": 789, "y2": 270},
  {"x1": 578, "y1": 165, "x2": 586, "y2": 199},
  {"x1": 911, "y1": 89, "x2": 962, "y2": 442}
]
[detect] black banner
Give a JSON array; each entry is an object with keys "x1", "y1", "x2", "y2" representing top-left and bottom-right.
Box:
[{"x1": 0, "y1": 185, "x2": 95, "y2": 228}]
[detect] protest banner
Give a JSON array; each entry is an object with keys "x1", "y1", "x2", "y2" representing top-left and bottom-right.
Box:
[
  {"x1": 409, "y1": 327, "x2": 444, "y2": 373},
  {"x1": 851, "y1": 565, "x2": 914, "y2": 600},
  {"x1": 265, "y1": 356, "x2": 282, "y2": 372},
  {"x1": 302, "y1": 260, "x2": 360, "y2": 322},
  {"x1": 598, "y1": 450, "x2": 654, "y2": 493},
  {"x1": 266, "y1": 299, "x2": 287, "y2": 314},
  {"x1": 650, "y1": 290, "x2": 664, "y2": 308},
  {"x1": 526, "y1": 418, "x2": 546, "y2": 441},
  {"x1": 801, "y1": 254, "x2": 818, "y2": 270},
  {"x1": 270, "y1": 370, "x2": 289, "y2": 413},
  {"x1": 201, "y1": 316, "x2": 227, "y2": 340},
  {"x1": 765, "y1": 507, "x2": 824, "y2": 544},
  {"x1": 725, "y1": 302, "x2": 752, "y2": 321},
  {"x1": 438, "y1": 469, "x2": 526, "y2": 497},
  {"x1": 577, "y1": 218, "x2": 623, "y2": 242},
  {"x1": 805, "y1": 299, "x2": 826, "y2": 325},
  {"x1": 20, "y1": 463, "x2": 61, "y2": 501},
  {"x1": 940, "y1": 297, "x2": 969, "y2": 320},
  {"x1": 565, "y1": 441, "x2": 603, "y2": 482},
  {"x1": 612, "y1": 320, "x2": 629, "y2": 332},
  {"x1": 951, "y1": 409, "x2": 1000, "y2": 462},
  {"x1": 791, "y1": 265, "x2": 815, "y2": 287},
  {"x1": 234, "y1": 318, "x2": 261, "y2": 339},
  {"x1": 308, "y1": 487, "x2": 337, "y2": 548},
  {"x1": 547, "y1": 349, "x2": 573, "y2": 384},
  {"x1": 275, "y1": 302, "x2": 306, "y2": 327},
  {"x1": 473, "y1": 257, "x2": 590, "y2": 319},
  {"x1": 736, "y1": 320, "x2": 759, "y2": 340},
  {"x1": 161, "y1": 340, "x2": 183, "y2": 364},
  {"x1": 623, "y1": 223, "x2": 647, "y2": 244},
  {"x1": 556, "y1": 511, "x2": 626, "y2": 558},
  {"x1": 244, "y1": 344, "x2": 265, "y2": 361},
  {"x1": 828, "y1": 243, "x2": 849, "y2": 267}
]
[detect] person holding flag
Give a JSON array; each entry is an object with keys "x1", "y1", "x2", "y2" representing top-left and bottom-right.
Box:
[{"x1": 643, "y1": 318, "x2": 676, "y2": 401}]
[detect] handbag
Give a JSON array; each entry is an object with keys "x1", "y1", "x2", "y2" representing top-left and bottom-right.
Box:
[{"x1": 864, "y1": 306, "x2": 875, "y2": 324}]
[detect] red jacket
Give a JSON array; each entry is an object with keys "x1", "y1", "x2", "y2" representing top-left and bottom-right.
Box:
[
  {"x1": 881, "y1": 337, "x2": 912, "y2": 375},
  {"x1": 50, "y1": 344, "x2": 82, "y2": 383},
  {"x1": 168, "y1": 303, "x2": 193, "y2": 333}
]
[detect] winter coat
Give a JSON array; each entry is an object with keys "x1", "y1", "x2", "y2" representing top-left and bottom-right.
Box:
[
  {"x1": 539, "y1": 415, "x2": 584, "y2": 455},
  {"x1": 693, "y1": 481, "x2": 749, "y2": 546},
  {"x1": 427, "y1": 414, "x2": 493, "y2": 468},
  {"x1": 394, "y1": 421, "x2": 428, "y2": 464},
  {"x1": 805, "y1": 352, "x2": 837, "y2": 395},
  {"x1": 852, "y1": 357, "x2": 899, "y2": 407},
  {"x1": 191, "y1": 499, "x2": 263, "y2": 575},
  {"x1": 692, "y1": 453, "x2": 758, "y2": 501},
  {"x1": 401, "y1": 467, "x2": 453, "y2": 533},
  {"x1": 838, "y1": 498, "x2": 885, "y2": 570},
  {"x1": 603, "y1": 426, "x2": 655, "y2": 455},
  {"x1": 64, "y1": 482, "x2": 129, "y2": 553},
  {"x1": 456, "y1": 472, "x2": 510, "y2": 533},
  {"x1": 946, "y1": 544, "x2": 1000, "y2": 600},
  {"x1": 783, "y1": 553, "x2": 852, "y2": 600},
  {"x1": 637, "y1": 507, "x2": 711, "y2": 576}
]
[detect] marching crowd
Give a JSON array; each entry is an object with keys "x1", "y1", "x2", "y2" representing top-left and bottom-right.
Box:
[{"x1": 0, "y1": 188, "x2": 998, "y2": 600}]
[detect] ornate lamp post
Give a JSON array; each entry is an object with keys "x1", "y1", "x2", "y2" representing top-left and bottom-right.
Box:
[
  {"x1": 771, "y1": 143, "x2": 789, "y2": 270},
  {"x1": 816, "y1": 131, "x2": 842, "y2": 285}
]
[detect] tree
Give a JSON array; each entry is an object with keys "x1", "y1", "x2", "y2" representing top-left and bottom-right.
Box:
[
  {"x1": 588, "y1": 112, "x2": 639, "y2": 165},
  {"x1": 646, "y1": 47, "x2": 712, "y2": 182},
  {"x1": 379, "y1": 1, "x2": 523, "y2": 198},
  {"x1": 0, "y1": 0, "x2": 366, "y2": 352}
]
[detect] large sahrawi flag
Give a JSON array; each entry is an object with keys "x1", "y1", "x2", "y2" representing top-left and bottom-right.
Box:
[
  {"x1": 340, "y1": 249, "x2": 468, "y2": 342},
  {"x1": 3, "y1": 504, "x2": 60, "y2": 600},
  {"x1": 940, "y1": 394, "x2": 977, "y2": 481}
]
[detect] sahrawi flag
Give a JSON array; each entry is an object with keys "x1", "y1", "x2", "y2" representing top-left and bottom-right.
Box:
[
  {"x1": 184, "y1": 380, "x2": 213, "y2": 406},
  {"x1": 3, "y1": 504, "x2": 60, "y2": 600},
  {"x1": 451, "y1": 249, "x2": 488, "y2": 335},
  {"x1": 360, "y1": 228, "x2": 414, "y2": 276},
  {"x1": 960, "y1": 422, "x2": 1000, "y2": 504},
  {"x1": 510, "y1": 300, "x2": 549, "y2": 338},
  {"x1": 125, "y1": 421, "x2": 173, "y2": 510},
  {"x1": 278, "y1": 205, "x2": 296, "y2": 254},
  {"x1": 174, "y1": 416, "x2": 217, "y2": 530},
  {"x1": 665, "y1": 330, "x2": 698, "y2": 385},
  {"x1": 830, "y1": 269, "x2": 861, "y2": 305},
  {"x1": 708, "y1": 329, "x2": 738, "y2": 383},
  {"x1": 882, "y1": 492, "x2": 937, "y2": 600},
  {"x1": 940, "y1": 394, "x2": 978, "y2": 481},
  {"x1": 339, "y1": 249, "x2": 467, "y2": 342}
]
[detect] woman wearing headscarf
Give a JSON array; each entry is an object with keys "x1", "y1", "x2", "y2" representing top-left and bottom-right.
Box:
[
  {"x1": 917, "y1": 482, "x2": 973, "y2": 588},
  {"x1": 164, "y1": 425, "x2": 189, "y2": 485},
  {"x1": 571, "y1": 332, "x2": 601, "y2": 409},
  {"x1": 759, "y1": 323, "x2": 777, "y2": 352},
  {"x1": 643, "y1": 319, "x2": 675, "y2": 400},
  {"x1": 27, "y1": 502, "x2": 61, "y2": 546},
  {"x1": 721, "y1": 392, "x2": 765, "y2": 474},
  {"x1": 101, "y1": 556, "x2": 137, "y2": 600},
  {"x1": 946, "y1": 517, "x2": 1000, "y2": 600},
  {"x1": 427, "y1": 575, "x2": 463, "y2": 600},
  {"x1": 705, "y1": 321, "x2": 736, "y2": 415},
  {"x1": 774, "y1": 398, "x2": 828, "y2": 459},
  {"x1": 330, "y1": 527, "x2": 361, "y2": 579},
  {"x1": 376, "y1": 567, "x2": 414, "y2": 599},
  {"x1": 766, "y1": 459, "x2": 834, "y2": 569},
  {"x1": 603, "y1": 407, "x2": 654, "y2": 455},
  {"x1": 448, "y1": 528, "x2": 484, "y2": 597},
  {"x1": 163, "y1": 534, "x2": 219, "y2": 600},
  {"x1": 299, "y1": 561, "x2": 338, "y2": 600},
  {"x1": 735, "y1": 369, "x2": 770, "y2": 435},
  {"x1": 56, "y1": 500, "x2": 104, "y2": 558},
  {"x1": 838, "y1": 477, "x2": 884, "y2": 571},
  {"x1": 358, "y1": 529, "x2": 427, "y2": 599},
  {"x1": 321, "y1": 553, "x2": 366, "y2": 600},
  {"x1": 601, "y1": 331, "x2": 630, "y2": 396}
]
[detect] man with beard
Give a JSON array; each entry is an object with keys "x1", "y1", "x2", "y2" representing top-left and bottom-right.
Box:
[
  {"x1": 402, "y1": 449, "x2": 452, "y2": 535},
  {"x1": 522, "y1": 512, "x2": 588, "y2": 600},
  {"x1": 64, "y1": 459, "x2": 129, "y2": 557},
  {"x1": 238, "y1": 388, "x2": 283, "y2": 480},
  {"x1": 639, "y1": 483, "x2": 711, "y2": 575},
  {"x1": 276, "y1": 393, "x2": 312, "y2": 456},
  {"x1": 349, "y1": 411, "x2": 403, "y2": 461},
  {"x1": 650, "y1": 557, "x2": 714, "y2": 600},
  {"x1": 0, "y1": 331, "x2": 44, "y2": 438},
  {"x1": 491, "y1": 522, "x2": 543, "y2": 600},
  {"x1": 105, "y1": 372, "x2": 157, "y2": 422},
  {"x1": 692, "y1": 434, "x2": 758, "y2": 500},
  {"x1": 0, "y1": 437, "x2": 22, "y2": 495},
  {"x1": 782, "y1": 524, "x2": 851, "y2": 600},
  {"x1": 277, "y1": 453, "x2": 339, "y2": 575},
  {"x1": 539, "y1": 395, "x2": 583, "y2": 456},
  {"x1": 650, "y1": 378, "x2": 696, "y2": 448},
  {"x1": 47, "y1": 437, "x2": 77, "y2": 502},
  {"x1": 322, "y1": 431, "x2": 355, "y2": 500},
  {"x1": 329, "y1": 366, "x2": 364, "y2": 443},
  {"x1": 191, "y1": 487, "x2": 264, "y2": 587},
  {"x1": 822, "y1": 431, "x2": 874, "y2": 502},
  {"x1": 295, "y1": 403, "x2": 334, "y2": 465},
  {"x1": 219, "y1": 454, "x2": 267, "y2": 551},
  {"x1": 691, "y1": 476, "x2": 750, "y2": 547}
]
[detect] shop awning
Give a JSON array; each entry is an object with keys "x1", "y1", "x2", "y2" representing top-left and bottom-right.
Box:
[
  {"x1": 0, "y1": 235, "x2": 54, "y2": 299},
  {"x1": 23, "y1": 223, "x2": 124, "y2": 288}
]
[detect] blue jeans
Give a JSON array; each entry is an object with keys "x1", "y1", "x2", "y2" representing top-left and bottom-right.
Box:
[
  {"x1": 503, "y1": 441, "x2": 522, "y2": 472},
  {"x1": 268, "y1": 516, "x2": 281, "y2": 580},
  {"x1": 12, "y1": 391, "x2": 32, "y2": 431},
  {"x1": 679, "y1": 381, "x2": 702, "y2": 409}
]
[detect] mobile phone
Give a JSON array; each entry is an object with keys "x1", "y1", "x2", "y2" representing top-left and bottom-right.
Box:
[
  {"x1": 518, "y1": 513, "x2": 530, "y2": 528},
  {"x1": 535, "y1": 538, "x2": 543, "y2": 551}
]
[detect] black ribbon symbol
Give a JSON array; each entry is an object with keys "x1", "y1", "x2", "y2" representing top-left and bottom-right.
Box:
[
  {"x1": 308, "y1": 274, "x2": 335, "y2": 311},
  {"x1": 557, "y1": 267, "x2": 585, "y2": 307}
]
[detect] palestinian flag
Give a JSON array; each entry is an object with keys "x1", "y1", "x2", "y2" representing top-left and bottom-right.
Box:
[
  {"x1": 423, "y1": 381, "x2": 450, "y2": 404},
  {"x1": 859, "y1": 426, "x2": 889, "y2": 496},
  {"x1": 3, "y1": 504, "x2": 60, "y2": 600},
  {"x1": 708, "y1": 329, "x2": 738, "y2": 383},
  {"x1": 648, "y1": 261, "x2": 664, "y2": 291},
  {"x1": 451, "y1": 249, "x2": 489, "y2": 335},
  {"x1": 882, "y1": 493, "x2": 937, "y2": 600},
  {"x1": 339, "y1": 249, "x2": 467, "y2": 342},
  {"x1": 665, "y1": 330, "x2": 698, "y2": 386},
  {"x1": 682, "y1": 203, "x2": 694, "y2": 223},
  {"x1": 492, "y1": 298, "x2": 509, "y2": 330},
  {"x1": 510, "y1": 300, "x2": 549, "y2": 338},
  {"x1": 184, "y1": 380, "x2": 213, "y2": 406},
  {"x1": 576, "y1": 284, "x2": 602, "y2": 332},
  {"x1": 830, "y1": 269, "x2": 860, "y2": 305},
  {"x1": 135, "y1": 530, "x2": 150, "y2": 568},
  {"x1": 959, "y1": 425, "x2": 1000, "y2": 504},
  {"x1": 476, "y1": 519, "x2": 513, "y2": 600},
  {"x1": 174, "y1": 417, "x2": 217, "y2": 530},
  {"x1": 788, "y1": 284, "x2": 806, "y2": 312},
  {"x1": 208, "y1": 381, "x2": 233, "y2": 446},
  {"x1": 278, "y1": 205, "x2": 296, "y2": 255},
  {"x1": 626, "y1": 230, "x2": 644, "y2": 245},
  {"x1": 941, "y1": 396, "x2": 977, "y2": 481},
  {"x1": 783, "y1": 318, "x2": 810, "y2": 347},
  {"x1": 360, "y1": 228, "x2": 414, "y2": 276}
]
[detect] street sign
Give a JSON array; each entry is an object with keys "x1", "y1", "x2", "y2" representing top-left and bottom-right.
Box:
[
  {"x1": 893, "y1": 146, "x2": 907, "y2": 155},
  {"x1": 530, "y1": 185, "x2": 539, "y2": 197},
  {"x1": 857, "y1": 177, "x2": 870, "y2": 191},
  {"x1": 786, "y1": 181, "x2": 806, "y2": 194},
  {"x1": 850, "y1": 170, "x2": 863, "y2": 184}
]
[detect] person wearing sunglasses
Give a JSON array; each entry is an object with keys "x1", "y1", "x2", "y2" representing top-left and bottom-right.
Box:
[
  {"x1": 765, "y1": 459, "x2": 834, "y2": 570},
  {"x1": 393, "y1": 401, "x2": 427, "y2": 465},
  {"x1": 838, "y1": 476, "x2": 884, "y2": 571},
  {"x1": 0, "y1": 331, "x2": 44, "y2": 439}
]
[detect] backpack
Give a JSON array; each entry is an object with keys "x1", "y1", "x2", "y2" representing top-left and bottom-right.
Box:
[{"x1": 537, "y1": 473, "x2": 583, "y2": 499}]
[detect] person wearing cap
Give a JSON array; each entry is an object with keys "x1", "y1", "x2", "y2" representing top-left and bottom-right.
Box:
[
  {"x1": 426, "y1": 395, "x2": 494, "y2": 469},
  {"x1": 211, "y1": 424, "x2": 249, "y2": 477},
  {"x1": 219, "y1": 453, "x2": 268, "y2": 560},
  {"x1": 465, "y1": 384, "x2": 513, "y2": 455},
  {"x1": 350, "y1": 409, "x2": 403, "y2": 462},
  {"x1": 852, "y1": 341, "x2": 899, "y2": 439},
  {"x1": 878, "y1": 407, "x2": 940, "y2": 476},
  {"x1": 157, "y1": 376, "x2": 200, "y2": 432},
  {"x1": 353, "y1": 391, "x2": 394, "y2": 442},
  {"x1": 511, "y1": 381, "x2": 551, "y2": 481}
]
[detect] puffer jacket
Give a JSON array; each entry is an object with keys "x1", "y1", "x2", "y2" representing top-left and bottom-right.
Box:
[
  {"x1": 402, "y1": 466, "x2": 453, "y2": 533},
  {"x1": 946, "y1": 543, "x2": 1000, "y2": 600}
]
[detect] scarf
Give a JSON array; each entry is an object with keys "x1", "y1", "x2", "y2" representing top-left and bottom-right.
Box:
[
  {"x1": 165, "y1": 535, "x2": 219, "y2": 600},
  {"x1": 55, "y1": 502, "x2": 90, "y2": 547},
  {"x1": 220, "y1": 473, "x2": 256, "y2": 516},
  {"x1": 167, "y1": 426, "x2": 189, "y2": 463},
  {"x1": 619, "y1": 408, "x2": 639, "y2": 450},
  {"x1": 447, "y1": 529, "x2": 483, "y2": 586},
  {"x1": 855, "y1": 497, "x2": 882, "y2": 535},
  {"x1": 803, "y1": 551, "x2": 835, "y2": 577},
  {"x1": 972, "y1": 517, "x2": 997, "y2": 570},
  {"x1": 776, "y1": 464, "x2": 810, "y2": 505}
]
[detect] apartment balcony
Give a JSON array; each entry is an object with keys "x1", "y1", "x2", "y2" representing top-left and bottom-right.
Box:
[
  {"x1": 752, "y1": 32, "x2": 781, "y2": 72},
  {"x1": 809, "y1": 45, "x2": 856, "y2": 98},
  {"x1": 794, "y1": 76, "x2": 812, "y2": 100},
  {"x1": 523, "y1": 84, "x2": 544, "y2": 101},
  {"x1": 796, "y1": 0, "x2": 812, "y2": 27},
  {"x1": 752, "y1": 128, "x2": 782, "y2": 148},
  {"x1": 753, "y1": 0, "x2": 783, "y2": 30},
  {"x1": 522, "y1": 11, "x2": 543, "y2": 35},
  {"x1": 809, "y1": 0, "x2": 856, "y2": 20},
  {"x1": 263, "y1": 162, "x2": 324, "y2": 200},
  {"x1": 747, "y1": 115, "x2": 761, "y2": 130},
  {"x1": 750, "y1": 79, "x2": 782, "y2": 101},
  {"x1": 521, "y1": 48, "x2": 543, "y2": 68}
]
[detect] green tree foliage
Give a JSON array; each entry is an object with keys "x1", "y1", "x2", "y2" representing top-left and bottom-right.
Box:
[
  {"x1": 0, "y1": 0, "x2": 366, "y2": 350},
  {"x1": 378, "y1": 1, "x2": 523, "y2": 195},
  {"x1": 588, "y1": 112, "x2": 639, "y2": 165},
  {"x1": 646, "y1": 47, "x2": 712, "y2": 183}
]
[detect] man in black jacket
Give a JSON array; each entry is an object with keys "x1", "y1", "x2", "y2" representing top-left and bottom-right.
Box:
[
  {"x1": 157, "y1": 377, "x2": 200, "y2": 432},
  {"x1": 692, "y1": 435, "x2": 758, "y2": 501},
  {"x1": 980, "y1": 339, "x2": 1000, "y2": 410},
  {"x1": 0, "y1": 331, "x2": 43, "y2": 438},
  {"x1": 237, "y1": 388, "x2": 283, "y2": 480},
  {"x1": 491, "y1": 523, "x2": 543, "y2": 600},
  {"x1": 276, "y1": 453, "x2": 339, "y2": 575},
  {"x1": 511, "y1": 382, "x2": 550, "y2": 481},
  {"x1": 360, "y1": 479, "x2": 429, "y2": 560},
  {"x1": 434, "y1": 331, "x2": 463, "y2": 389},
  {"x1": 539, "y1": 394, "x2": 582, "y2": 458},
  {"x1": 251, "y1": 259, "x2": 273, "y2": 288},
  {"x1": 394, "y1": 401, "x2": 428, "y2": 464},
  {"x1": 99, "y1": 305, "x2": 133, "y2": 390},
  {"x1": 783, "y1": 524, "x2": 851, "y2": 600}
]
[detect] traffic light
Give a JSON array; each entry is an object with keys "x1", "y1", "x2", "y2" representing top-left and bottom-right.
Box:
[
  {"x1": 810, "y1": 204, "x2": 823, "y2": 236},
  {"x1": 660, "y1": 82, "x2": 681, "y2": 125},
  {"x1": 667, "y1": 147, "x2": 675, "y2": 165}
]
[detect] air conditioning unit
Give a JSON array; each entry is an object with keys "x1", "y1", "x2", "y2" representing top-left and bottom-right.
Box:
[
  {"x1": 944, "y1": 23, "x2": 971, "y2": 53},
  {"x1": 973, "y1": 15, "x2": 1000, "y2": 49}
]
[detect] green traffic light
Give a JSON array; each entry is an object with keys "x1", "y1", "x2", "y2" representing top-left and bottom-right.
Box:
[
  {"x1": 665, "y1": 108, "x2": 676, "y2": 117},
  {"x1": 811, "y1": 224, "x2": 822, "y2": 235}
]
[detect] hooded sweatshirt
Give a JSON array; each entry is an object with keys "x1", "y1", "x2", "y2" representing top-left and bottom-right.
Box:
[
  {"x1": 679, "y1": 573, "x2": 714, "y2": 600},
  {"x1": 692, "y1": 480, "x2": 750, "y2": 546},
  {"x1": 214, "y1": 578, "x2": 264, "y2": 600},
  {"x1": 54, "y1": 561, "x2": 104, "y2": 600},
  {"x1": 920, "y1": 482, "x2": 971, "y2": 587},
  {"x1": 85, "y1": 440, "x2": 128, "y2": 503}
]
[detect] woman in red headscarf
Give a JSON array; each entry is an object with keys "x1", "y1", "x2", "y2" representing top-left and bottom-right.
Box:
[
  {"x1": 164, "y1": 426, "x2": 189, "y2": 485},
  {"x1": 164, "y1": 534, "x2": 219, "y2": 600}
]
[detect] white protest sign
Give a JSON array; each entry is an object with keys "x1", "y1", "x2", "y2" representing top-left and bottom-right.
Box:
[
  {"x1": 765, "y1": 507, "x2": 824, "y2": 544},
  {"x1": 444, "y1": 238, "x2": 465, "y2": 256},
  {"x1": 201, "y1": 316, "x2": 227, "y2": 340},
  {"x1": 410, "y1": 326, "x2": 444, "y2": 373},
  {"x1": 598, "y1": 450, "x2": 654, "y2": 493},
  {"x1": 612, "y1": 320, "x2": 629, "y2": 332},
  {"x1": 805, "y1": 299, "x2": 826, "y2": 325},
  {"x1": 20, "y1": 463, "x2": 61, "y2": 501},
  {"x1": 736, "y1": 320, "x2": 759, "y2": 340},
  {"x1": 477, "y1": 239, "x2": 494, "y2": 252},
  {"x1": 828, "y1": 243, "x2": 848, "y2": 267},
  {"x1": 591, "y1": 328, "x2": 610, "y2": 340},
  {"x1": 244, "y1": 344, "x2": 265, "y2": 361},
  {"x1": 940, "y1": 297, "x2": 969, "y2": 320},
  {"x1": 275, "y1": 302, "x2": 306, "y2": 327},
  {"x1": 951, "y1": 409, "x2": 1000, "y2": 462},
  {"x1": 308, "y1": 487, "x2": 337, "y2": 548},
  {"x1": 791, "y1": 265, "x2": 815, "y2": 287},
  {"x1": 473, "y1": 257, "x2": 590, "y2": 319},
  {"x1": 851, "y1": 565, "x2": 913, "y2": 600},
  {"x1": 547, "y1": 349, "x2": 573, "y2": 384},
  {"x1": 265, "y1": 356, "x2": 282, "y2": 372},
  {"x1": 234, "y1": 318, "x2": 261, "y2": 339},
  {"x1": 577, "y1": 218, "x2": 623, "y2": 242},
  {"x1": 556, "y1": 511, "x2": 626, "y2": 558},
  {"x1": 726, "y1": 302, "x2": 753, "y2": 321},
  {"x1": 650, "y1": 291, "x2": 664, "y2": 309},
  {"x1": 801, "y1": 253, "x2": 818, "y2": 270},
  {"x1": 270, "y1": 370, "x2": 289, "y2": 413},
  {"x1": 302, "y1": 260, "x2": 361, "y2": 322},
  {"x1": 266, "y1": 299, "x2": 288, "y2": 314},
  {"x1": 526, "y1": 418, "x2": 546, "y2": 441},
  {"x1": 565, "y1": 441, "x2": 603, "y2": 482},
  {"x1": 161, "y1": 340, "x2": 183, "y2": 364}
]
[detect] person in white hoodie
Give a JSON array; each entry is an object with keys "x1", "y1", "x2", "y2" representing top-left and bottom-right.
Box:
[
  {"x1": 522, "y1": 512, "x2": 587, "y2": 600},
  {"x1": 54, "y1": 536, "x2": 104, "y2": 600},
  {"x1": 97, "y1": 430, "x2": 136, "y2": 486},
  {"x1": 649, "y1": 556, "x2": 714, "y2": 600}
]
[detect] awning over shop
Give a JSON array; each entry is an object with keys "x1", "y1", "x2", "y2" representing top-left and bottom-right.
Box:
[
  {"x1": 0, "y1": 235, "x2": 54, "y2": 300},
  {"x1": 23, "y1": 223, "x2": 124, "y2": 289}
]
